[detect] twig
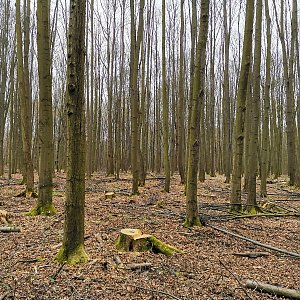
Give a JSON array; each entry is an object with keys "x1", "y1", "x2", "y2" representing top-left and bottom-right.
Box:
[
  {"x1": 219, "y1": 260, "x2": 252, "y2": 299},
  {"x1": 51, "y1": 262, "x2": 66, "y2": 281},
  {"x1": 130, "y1": 284, "x2": 182, "y2": 300},
  {"x1": 209, "y1": 224, "x2": 300, "y2": 258}
]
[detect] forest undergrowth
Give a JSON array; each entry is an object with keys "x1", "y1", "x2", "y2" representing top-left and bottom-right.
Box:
[{"x1": 0, "y1": 173, "x2": 299, "y2": 299}]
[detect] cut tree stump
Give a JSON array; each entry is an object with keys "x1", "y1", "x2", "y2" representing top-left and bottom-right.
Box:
[
  {"x1": 105, "y1": 192, "x2": 116, "y2": 199},
  {"x1": 115, "y1": 228, "x2": 183, "y2": 256},
  {"x1": 0, "y1": 210, "x2": 12, "y2": 225},
  {"x1": 246, "y1": 280, "x2": 300, "y2": 299}
]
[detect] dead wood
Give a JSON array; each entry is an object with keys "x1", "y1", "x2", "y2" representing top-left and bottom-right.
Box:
[
  {"x1": 0, "y1": 227, "x2": 21, "y2": 233},
  {"x1": 226, "y1": 212, "x2": 300, "y2": 220},
  {"x1": 0, "y1": 210, "x2": 12, "y2": 225},
  {"x1": 105, "y1": 192, "x2": 116, "y2": 199},
  {"x1": 126, "y1": 263, "x2": 152, "y2": 270},
  {"x1": 209, "y1": 225, "x2": 300, "y2": 258},
  {"x1": 246, "y1": 280, "x2": 300, "y2": 299},
  {"x1": 115, "y1": 228, "x2": 183, "y2": 256},
  {"x1": 233, "y1": 252, "x2": 270, "y2": 258}
]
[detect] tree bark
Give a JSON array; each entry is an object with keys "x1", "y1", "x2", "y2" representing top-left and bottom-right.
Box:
[
  {"x1": 55, "y1": 0, "x2": 88, "y2": 265},
  {"x1": 185, "y1": 0, "x2": 209, "y2": 227},
  {"x1": 246, "y1": 0, "x2": 262, "y2": 211},
  {"x1": 231, "y1": 0, "x2": 255, "y2": 211},
  {"x1": 260, "y1": 0, "x2": 271, "y2": 197},
  {"x1": 161, "y1": 0, "x2": 170, "y2": 192},
  {"x1": 15, "y1": 0, "x2": 34, "y2": 195},
  {"x1": 28, "y1": 0, "x2": 56, "y2": 216}
]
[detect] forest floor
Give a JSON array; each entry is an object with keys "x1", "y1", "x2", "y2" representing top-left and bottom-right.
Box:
[{"x1": 0, "y1": 172, "x2": 299, "y2": 300}]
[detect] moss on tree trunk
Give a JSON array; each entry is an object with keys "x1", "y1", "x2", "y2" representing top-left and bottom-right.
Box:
[{"x1": 55, "y1": 244, "x2": 88, "y2": 265}]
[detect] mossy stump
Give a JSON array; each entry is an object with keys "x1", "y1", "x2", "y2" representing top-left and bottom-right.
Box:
[{"x1": 115, "y1": 228, "x2": 183, "y2": 256}]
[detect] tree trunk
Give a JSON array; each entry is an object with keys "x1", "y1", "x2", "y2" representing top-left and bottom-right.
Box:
[
  {"x1": 16, "y1": 0, "x2": 34, "y2": 196},
  {"x1": 28, "y1": 0, "x2": 56, "y2": 216},
  {"x1": 222, "y1": 0, "x2": 232, "y2": 183},
  {"x1": 246, "y1": 0, "x2": 262, "y2": 212},
  {"x1": 161, "y1": 0, "x2": 170, "y2": 192},
  {"x1": 230, "y1": 0, "x2": 255, "y2": 212},
  {"x1": 177, "y1": 0, "x2": 186, "y2": 184},
  {"x1": 55, "y1": 0, "x2": 88, "y2": 265},
  {"x1": 260, "y1": 0, "x2": 271, "y2": 196},
  {"x1": 185, "y1": 0, "x2": 209, "y2": 227}
]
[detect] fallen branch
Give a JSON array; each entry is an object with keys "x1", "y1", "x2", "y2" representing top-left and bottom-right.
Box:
[
  {"x1": 246, "y1": 280, "x2": 300, "y2": 299},
  {"x1": 226, "y1": 212, "x2": 300, "y2": 220},
  {"x1": 126, "y1": 263, "x2": 152, "y2": 271},
  {"x1": 130, "y1": 284, "x2": 182, "y2": 300},
  {"x1": 0, "y1": 227, "x2": 21, "y2": 233},
  {"x1": 209, "y1": 225, "x2": 300, "y2": 258},
  {"x1": 233, "y1": 252, "x2": 269, "y2": 258}
]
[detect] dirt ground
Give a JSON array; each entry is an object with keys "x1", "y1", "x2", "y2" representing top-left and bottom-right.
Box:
[{"x1": 0, "y1": 172, "x2": 299, "y2": 300}]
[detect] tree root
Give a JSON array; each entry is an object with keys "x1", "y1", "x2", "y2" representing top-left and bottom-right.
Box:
[
  {"x1": 183, "y1": 216, "x2": 202, "y2": 228},
  {"x1": 26, "y1": 204, "x2": 56, "y2": 216},
  {"x1": 15, "y1": 190, "x2": 38, "y2": 198},
  {"x1": 55, "y1": 244, "x2": 88, "y2": 264}
]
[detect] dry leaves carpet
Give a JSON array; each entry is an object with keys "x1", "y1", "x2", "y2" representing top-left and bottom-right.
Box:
[{"x1": 0, "y1": 173, "x2": 299, "y2": 300}]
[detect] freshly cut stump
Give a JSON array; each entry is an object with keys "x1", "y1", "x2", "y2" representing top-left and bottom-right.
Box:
[
  {"x1": 115, "y1": 228, "x2": 183, "y2": 256},
  {"x1": 0, "y1": 210, "x2": 12, "y2": 225},
  {"x1": 105, "y1": 192, "x2": 116, "y2": 199},
  {"x1": 115, "y1": 229, "x2": 142, "y2": 251}
]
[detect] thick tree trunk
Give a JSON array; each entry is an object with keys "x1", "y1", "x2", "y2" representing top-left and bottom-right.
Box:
[{"x1": 55, "y1": 0, "x2": 88, "y2": 265}]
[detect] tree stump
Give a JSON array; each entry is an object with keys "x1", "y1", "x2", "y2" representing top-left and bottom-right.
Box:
[
  {"x1": 0, "y1": 210, "x2": 12, "y2": 225},
  {"x1": 115, "y1": 228, "x2": 183, "y2": 256},
  {"x1": 105, "y1": 192, "x2": 116, "y2": 199}
]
